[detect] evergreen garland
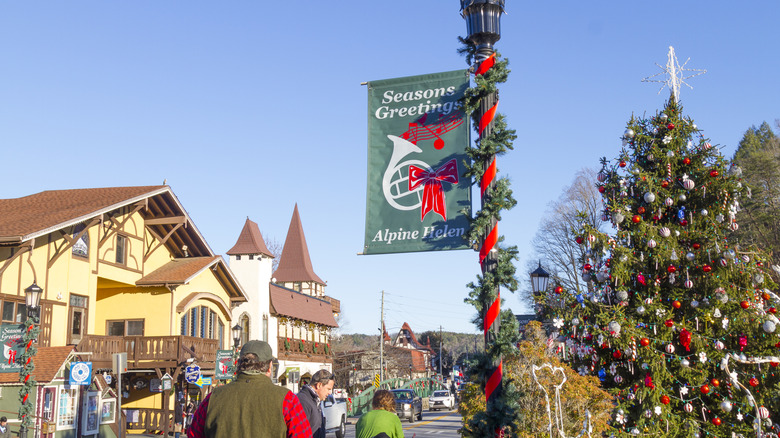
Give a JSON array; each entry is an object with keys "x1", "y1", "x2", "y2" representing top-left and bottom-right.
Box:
[
  {"x1": 18, "y1": 316, "x2": 39, "y2": 430},
  {"x1": 459, "y1": 40, "x2": 524, "y2": 436}
]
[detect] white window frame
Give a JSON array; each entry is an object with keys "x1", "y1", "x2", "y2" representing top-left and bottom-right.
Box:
[{"x1": 56, "y1": 386, "x2": 80, "y2": 430}]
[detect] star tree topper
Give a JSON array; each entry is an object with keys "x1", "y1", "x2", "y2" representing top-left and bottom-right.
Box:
[{"x1": 642, "y1": 46, "x2": 706, "y2": 101}]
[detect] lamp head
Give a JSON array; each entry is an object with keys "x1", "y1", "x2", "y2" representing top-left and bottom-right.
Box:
[
  {"x1": 461, "y1": 0, "x2": 505, "y2": 55},
  {"x1": 530, "y1": 261, "x2": 551, "y2": 294}
]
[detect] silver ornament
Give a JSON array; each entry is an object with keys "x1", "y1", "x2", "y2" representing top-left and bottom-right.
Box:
[
  {"x1": 647, "y1": 153, "x2": 655, "y2": 162},
  {"x1": 681, "y1": 358, "x2": 690, "y2": 367},
  {"x1": 678, "y1": 194, "x2": 687, "y2": 202},
  {"x1": 660, "y1": 113, "x2": 669, "y2": 122},
  {"x1": 720, "y1": 400, "x2": 733, "y2": 412},
  {"x1": 617, "y1": 290, "x2": 629, "y2": 301},
  {"x1": 644, "y1": 192, "x2": 656, "y2": 203},
  {"x1": 625, "y1": 128, "x2": 635, "y2": 139},
  {"x1": 763, "y1": 320, "x2": 776, "y2": 333},
  {"x1": 686, "y1": 252, "x2": 695, "y2": 261},
  {"x1": 637, "y1": 306, "x2": 646, "y2": 314},
  {"x1": 614, "y1": 212, "x2": 625, "y2": 223},
  {"x1": 701, "y1": 209, "x2": 708, "y2": 216}
]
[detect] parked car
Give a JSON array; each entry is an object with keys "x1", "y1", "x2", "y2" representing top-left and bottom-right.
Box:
[
  {"x1": 322, "y1": 394, "x2": 347, "y2": 438},
  {"x1": 428, "y1": 389, "x2": 455, "y2": 411},
  {"x1": 390, "y1": 389, "x2": 423, "y2": 423}
]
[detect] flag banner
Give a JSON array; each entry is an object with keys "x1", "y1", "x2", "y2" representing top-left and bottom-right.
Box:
[{"x1": 364, "y1": 70, "x2": 471, "y2": 255}]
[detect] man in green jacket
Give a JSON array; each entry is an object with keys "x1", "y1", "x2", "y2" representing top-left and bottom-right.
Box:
[{"x1": 188, "y1": 340, "x2": 312, "y2": 438}]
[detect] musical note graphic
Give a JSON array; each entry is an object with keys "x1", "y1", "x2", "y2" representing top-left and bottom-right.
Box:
[{"x1": 400, "y1": 112, "x2": 463, "y2": 150}]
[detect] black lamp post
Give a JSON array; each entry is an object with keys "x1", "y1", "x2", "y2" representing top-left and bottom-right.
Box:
[
  {"x1": 409, "y1": 363, "x2": 413, "y2": 380},
  {"x1": 19, "y1": 283, "x2": 43, "y2": 438},
  {"x1": 461, "y1": 0, "x2": 506, "y2": 430},
  {"x1": 231, "y1": 324, "x2": 243, "y2": 350},
  {"x1": 530, "y1": 262, "x2": 551, "y2": 313}
]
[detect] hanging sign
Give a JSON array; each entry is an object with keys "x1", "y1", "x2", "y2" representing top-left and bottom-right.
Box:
[
  {"x1": 0, "y1": 323, "x2": 25, "y2": 372},
  {"x1": 70, "y1": 362, "x2": 93, "y2": 386},
  {"x1": 364, "y1": 69, "x2": 472, "y2": 254},
  {"x1": 215, "y1": 350, "x2": 235, "y2": 380}
]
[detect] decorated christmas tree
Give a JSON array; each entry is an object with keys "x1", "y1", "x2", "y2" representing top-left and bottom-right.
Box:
[{"x1": 549, "y1": 94, "x2": 780, "y2": 437}]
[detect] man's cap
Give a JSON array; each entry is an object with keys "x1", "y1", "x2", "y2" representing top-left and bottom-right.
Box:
[{"x1": 239, "y1": 340, "x2": 274, "y2": 361}]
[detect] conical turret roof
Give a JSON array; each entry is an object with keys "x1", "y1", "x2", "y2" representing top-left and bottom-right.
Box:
[
  {"x1": 226, "y1": 218, "x2": 274, "y2": 258},
  {"x1": 273, "y1": 204, "x2": 324, "y2": 284}
]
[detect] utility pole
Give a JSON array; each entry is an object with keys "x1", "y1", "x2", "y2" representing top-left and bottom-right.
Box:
[
  {"x1": 439, "y1": 325, "x2": 443, "y2": 377},
  {"x1": 379, "y1": 290, "x2": 385, "y2": 383}
]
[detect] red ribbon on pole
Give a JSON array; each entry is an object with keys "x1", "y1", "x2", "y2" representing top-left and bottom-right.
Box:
[
  {"x1": 478, "y1": 102, "x2": 498, "y2": 137},
  {"x1": 475, "y1": 53, "x2": 496, "y2": 76},
  {"x1": 481, "y1": 157, "x2": 497, "y2": 196},
  {"x1": 479, "y1": 224, "x2": 498, "y2": 264},
  {"x1": 485, "y1": 361, "x2": 502, "y2": 401},
  {"x1": 409, "y1": 159, "x2": 459, "y2": 221},
  {"x1": 484, "y1": 292, "x2": 501, "y2": 335}
]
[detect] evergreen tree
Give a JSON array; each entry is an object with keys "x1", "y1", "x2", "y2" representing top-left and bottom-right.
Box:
[
  {"x1": 549, "y1": 97, "x2": 780, "y2": 437},
  {"x1": 732, "y1": 122, "x2": 780, "y2": 274}
]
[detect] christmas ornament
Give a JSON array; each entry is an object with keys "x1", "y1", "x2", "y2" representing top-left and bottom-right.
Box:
[
  {"x1": 619, "y1": 160, "x2": 626, "y2": 167},
  {"x1": 667, "y1": 265, "x2": 677, "y2": 273},
  {"x1": 701, "y1": 209, "x2": 708, "y2": 216},
  {"x1": 710, "y1": 169, "x2": 719, "y2": 177},
  {"x1": 749, "y1": 377, "x2": 759, "y2": 387},
  {"x1": 665, "y1": 197, "x2": 674, "y2": 206},
  {"x1": 614, "y1": 212, "x2": 625, "y2": 223},
  {"x1": 637, "y1": 206, "x2": 646, "y2": 214},
  {"x1": 740, "y1": 300, "x2": 750, "y2": 309},
  {"x1": 684, "y1": 403, "x2": 693, "y2": 413},
  {"x1": 616, "y1": 290, "x2": 629, "y2": 301},
  {"x1": 661, "y1": 395, "x2": 670, "y2": 404},
  {"x1": 759, "y1": 406, "x2": 770, "y2": 419},
  {"x1": 554, "y1": 286, "x2": 563, "y2": 294},
  {"x1": 637, "y1": 306, "x2": 646, "y2": 314},
  {"x1": 763, "y1": 320, "x2": 776, "y2": 333},
  {"x1": 647, "y1": 239, "x2": 657, "y2": 248},
  {"x1": 632, "y1": 215, "x2": 642, "y2": 223},
  {"x1": 640, "y1": 337, "x2": 650, "y2": 347},
  {"x1": 672, "y1": 300, "x2": 682, "y2": 309},
  {"x1": 712, "y1": 417, "x2": 721, "y2": 426},
  {"x1": 710, "y1": 378, "x2": 720, "y2": 387},
  {"x1": 739, "y1": 335, "x2": 748, "y2": 351},
  {"x1": 714, "y1": 340, "x2": 725, "y2": 350},
  {"x1": 659, "y1": 227, "x2": 671, "y2": 237},
  {"x1": 702, "y1": 265, "x2": 712, "y2": 272},
  {"x1": 680, "y1": 328, "x2": 691, "y2": 351},
  {"x1": 681, "y1": 358, "x2": 690, "y2": 367},
  {"x1": 597, "y1": 172, "x2": 607, "y2": 182},
  {"x1": 667, "y1": 123, "x2": 675, "y2": 130},
  {"x1": 625, "y1": 128, "x2": 635, "y2": 138},
  {"x1": 700, "y1": 384, "x2": 710, "y2": 395},
  {"x1": 678, "y1": 193, "x2": 687, "y2": 202},
  {"x1": 684, "y1": 279, "x2": 693, "y2": 289},
  {"x1": 683, "y1": 157, "x2": 691, "y2": 165},
  {"x1": 665, "y1": 343, "x2": 675, "y2": 353},
  {"x1": 720, "y1": 400, "x2": 733, "y2": 412},
  {"x1": 644, "y1": 192, "x2": 656, "y2": 203},
  {"x1": 686, "y1": 252, "x2": 695, "y2": 261}
]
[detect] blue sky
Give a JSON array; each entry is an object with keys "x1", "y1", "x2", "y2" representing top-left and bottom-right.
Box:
[{"x1": 2, "y1": 2, "x2": 778, "y2": 336}]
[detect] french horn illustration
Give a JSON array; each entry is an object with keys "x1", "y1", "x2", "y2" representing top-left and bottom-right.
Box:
[{"x1": 382, "y1": 135, "x2": 430, "y2": 211}]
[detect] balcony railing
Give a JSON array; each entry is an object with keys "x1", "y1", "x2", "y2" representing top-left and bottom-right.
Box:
[
  {"x1": 76, "y1": 335, "x2": 218, "y2": 368},
  {"x1": 322, "y1": 295, "x2": 341, "y2": 314},
  {"x1": 277, "y1": 337, "x2": 333, "y2": 362}
]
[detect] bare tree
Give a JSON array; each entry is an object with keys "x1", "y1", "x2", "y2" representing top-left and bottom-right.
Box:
[
  {"x1": 523, "y1": 168, "x2": 604, "y2": 308},
  {"x1": 263, "y1": 233, "x2": 284, "y2": 273}
]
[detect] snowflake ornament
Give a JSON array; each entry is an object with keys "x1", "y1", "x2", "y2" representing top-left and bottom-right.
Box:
[
  {"x1": 655, "y1": 406, "x2": 663, "y2": 415},
  {"x1": 663, "y1": 135, "x2": 672, "y2": 144},
  {"x1": 680, "y1": 386, "x2": 689, "y2": 396},
  {"x1": 553, "y1": 317, "x2": 564, "y2": 329},
  {"x1": 699, "y1": 352, "x2": 708, "y2": 363},
  {"x1": 722, "y1": 317, "x2": 729, "y2": 329}
]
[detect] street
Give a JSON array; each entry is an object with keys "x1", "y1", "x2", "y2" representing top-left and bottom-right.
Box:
[{"x1": 335, "y1": 410, "x2": 463, "y2": 438}]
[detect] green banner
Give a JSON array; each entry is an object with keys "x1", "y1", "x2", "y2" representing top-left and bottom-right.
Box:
[
  {"x1": 0, "y1": 323, "x2": 25, "y2": 373},
  {"x1": 364, "y1": 70, "x2": 471, "y2": 255},
  {"x1": 215, "y1": 350, "x2": 235, "y2": 380}
]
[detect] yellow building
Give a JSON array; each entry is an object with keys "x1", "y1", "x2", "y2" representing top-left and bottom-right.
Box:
[{"x1": 0, "y1": 185, "x2": 247, "y2": 436}]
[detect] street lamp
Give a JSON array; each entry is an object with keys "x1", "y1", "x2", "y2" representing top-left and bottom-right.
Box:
[
  {"x1": 461, "y1": 0, "x2": 505, "y2": 58},
  {"x1": 232, "y1": 324, "x2": 243, "y2": 350},
  {"x1": 530, "y1": 262, "x2": 551, "y2": 295},
  {"x1": 409, "y1": 363, "x2": 413, "y2": 380},
  {"x1": 19, "y1": 283, "x2": 43, "y2": 438}
]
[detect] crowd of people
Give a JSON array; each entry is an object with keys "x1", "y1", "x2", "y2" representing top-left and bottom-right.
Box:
[{"x1": 185, "y1": 340, "x2": 410, "y2": 438}]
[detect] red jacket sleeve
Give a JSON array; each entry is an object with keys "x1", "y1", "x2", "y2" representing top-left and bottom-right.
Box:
[{"x1": 283, "y1": 391, "x2": 313, "y2": 438}]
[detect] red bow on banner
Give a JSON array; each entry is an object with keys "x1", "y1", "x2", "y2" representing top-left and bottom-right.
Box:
[
  {"x1": 8, "y1": 349, "x2": 16, "y2": 365},
  {"x1": 408, "y1": 159, "x2": 459, "y2": 221}
]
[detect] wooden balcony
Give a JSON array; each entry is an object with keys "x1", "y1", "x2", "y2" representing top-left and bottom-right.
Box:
[
  {"x1": 76, "y1": 335, "x2": 218, "y2": 369},
  {"x1": 322, "y1": 295, "x2": 340, "y2": 314},
  {"x1": 277, "y1": 337, "x2": 333, "y2": 363}
]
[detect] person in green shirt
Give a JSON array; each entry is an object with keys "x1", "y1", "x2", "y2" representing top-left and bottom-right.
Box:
[{"x1": 355, "y1": 390, "x2": 405, "y2": 438}]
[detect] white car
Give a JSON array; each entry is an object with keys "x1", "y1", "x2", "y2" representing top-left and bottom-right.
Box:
[{"x1": 428, "y1": 389, "x2": 455, "y2": 411}]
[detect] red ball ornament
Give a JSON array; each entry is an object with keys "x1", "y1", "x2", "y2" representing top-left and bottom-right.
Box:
[
  {"x1": 672, "y1": 300, "x2": 682, "y2": 309},
  {"x1": 762, "y1": 291, "x2": 771, "y2": 301},
  {"x1": 661, "y1": 180, "x2": 670, "y2": 188},
  {"x1": 711, "y1": 378, "x2": 720, "y2": 387},
  {"x1": 640, "y1": 337, "x2": 650, "y2": 347},
  {"x1": 769, "y1": 307, "x2": 777, "y2": 314},
  {"x1": 554, "y1": 286, "x2": 564, "y2": 294},
  {"x1": 576, "y1": 236, "x2": 584, "y2": 244},
  {"x1": 680, "y1": 219, "x2": 688, "y2": 226},
  {"x1": 632, "y1": 215, "x2": 642, "y2": 223},
  {"x1": 619, "y1": 160, "x2": 627, "y2": 168},
  {"x1": 700, "y1": 384, "x2": 711, "y2": 395},
  {"x1": 710, "y1": 170, "x2": 720, "y2": 177},
  {"x1": 667, "y1": 265, "x2": 677, "y2": 273},
  {"x1": 583, "y1": 263, "x2": 592, "y2": 271},
  {"x1": 693, "y1": 243, "x2": 701, "y2": 250},
  {"x1": 712, "y1": 417, "x2": 722, "y2": 426},
  {"x1": 598, "y1": 186, "x2": 606, "y2": 193},
  {"x1": 683, "y1": 157, "x2": 691, "y2": 165},
  {"x1": 771, "y1": 362, "x2": 779, "y2": 367},
  {"x1": 702, "y1": 265, "x2": 712, "y2": 273},
  {"x1": 667, "y1": 123, "x2": 675, "y2": 130},
  {"x1": 637, "y1": 206, "x2": 646, "y2": 214},
  {"x1": 749, "y1": 377, "x2": 759, "y2": 387},
  {"x1": 660, "y1": 395, "x2": 670, "y2": 405},
  {"x1": 740, "y1": 301, "x2": 750, "y2": 309},
  {"x1": 613, "y1": 350, "x2": 622, "y2": 359},
  {"x1": 665, "y1": 319, "x2": 674, "y2": 328}
]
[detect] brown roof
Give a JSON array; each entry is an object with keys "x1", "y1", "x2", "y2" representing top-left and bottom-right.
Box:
[
  {"x1": 137, "y1": 256, "x2": 221, "y2": 285},
  {"x1": 137, "y1": 256, "x2": 247, "y2": 301},
  {"x1": 0, "y1": 185, "x2": 214, "y2": 258},
  {"x1": 0, "y1": 186, "x2": 165, "y2": 241},
  {"x1": 0, "y1": 346, "x2": 74, "y2": 384},
  {"x1": 269, "y1": 283, "x2": 337, "y2": 327},
  {"x1": 273, "y1": 204, "x2": 324, "y2": 284},
  {"x1": 226, "y1": 218, "x2": 273, "y2": 257}
]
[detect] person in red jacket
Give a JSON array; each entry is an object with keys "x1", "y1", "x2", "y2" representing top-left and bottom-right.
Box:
[{"x1": 188, "y1": 340, "x2": 311, "y2": 438}]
